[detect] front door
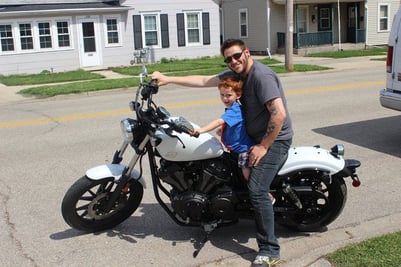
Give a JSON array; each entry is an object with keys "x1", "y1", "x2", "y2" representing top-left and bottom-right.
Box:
[
  {"x1": 347, "y1": 3, "x2": 359, "y2": 43},
  {"x1": 78, "y1": 17, "x2": 101, "y2": 67}
]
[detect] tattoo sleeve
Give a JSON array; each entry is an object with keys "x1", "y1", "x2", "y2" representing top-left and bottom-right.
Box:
[{"x1": 264, "y1": 100, "x2": 277, "y2": 138}]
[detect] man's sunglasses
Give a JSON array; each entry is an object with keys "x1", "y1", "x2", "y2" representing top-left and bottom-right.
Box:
[{"x1": 224, "y1": 50, "x2": 245, "y2": 64}]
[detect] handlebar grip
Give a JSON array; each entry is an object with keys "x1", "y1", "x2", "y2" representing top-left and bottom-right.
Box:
[
  {"x1": 193, "y1": 132, "x2": 200, "y2": 138},
  {"x1": 150, "y1": 79, "x2": 158, "y2": 87}
]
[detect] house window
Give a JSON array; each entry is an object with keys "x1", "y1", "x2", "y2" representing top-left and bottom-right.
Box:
[
  {"x1": 105, "y1": 18, "x2": 120, "y2": 45},
  {"x1": 0, "y1": 24, "x2": 14, "y2": 52},
  {"x1": 19, "y1": 23, "x2": 34, "y2": 50},
  {"x1": 0, "y1": 19, "x2": 72, "y2": 54},
  {"x1": 56, "y1": 21, "x2": 71, "y2": 47},
  {"x1": 319, "y1": 7, "x2": 331, "y2": 30},
  {"x1": 379, "y1": 4, "x2": 390, "y2": 31},
  {"x1": 133, "y1": 14, "x2": 169, "y2": 49},
  {"x1": 176, "y1": 12, "x2": 209, "y2": 47},
  {"x1": 239, "y1": 9, "x2": 248, "y2": 37},
  {"x1": 143, "y1": 14, "x2": 159, "y2": 46},
  {"x1": 38, "y1": 22, "x2": 52, "y2": 49},
  {"x1": 186, "y1": 12, "x2": 201, "y2": 44}
]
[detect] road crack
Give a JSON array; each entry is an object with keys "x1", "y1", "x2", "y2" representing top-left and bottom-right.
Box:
[{"x1": 0, "y1": 182, "x2": 38, "y2": 266}]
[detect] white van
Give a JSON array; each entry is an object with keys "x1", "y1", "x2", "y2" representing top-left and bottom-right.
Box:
[{"x1": 380, "y1": 5, "x2": 401, "y2": 111}]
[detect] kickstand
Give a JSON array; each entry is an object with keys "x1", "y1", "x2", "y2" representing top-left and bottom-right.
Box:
[{"x1": 192, "y1": 223, "x2": 217, "y2": 258}]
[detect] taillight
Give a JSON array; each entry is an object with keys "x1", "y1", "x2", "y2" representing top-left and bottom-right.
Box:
[{"x1": 386, "y1": 45, "x2": 393, "y2": 73}]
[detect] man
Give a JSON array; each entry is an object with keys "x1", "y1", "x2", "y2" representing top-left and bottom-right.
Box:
[{"x1": 152, "y1": 39, "x2": 293, "y2": 267}]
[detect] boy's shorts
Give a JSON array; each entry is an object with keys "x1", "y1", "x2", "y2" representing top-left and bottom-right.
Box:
[{"x1": 238, "y1": 151, "x2": 249, "y2": 169}]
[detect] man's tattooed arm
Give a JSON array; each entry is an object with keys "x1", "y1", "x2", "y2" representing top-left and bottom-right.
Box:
[{"x1": 260, "y1": 98, "x2": 286, "y2": 149}]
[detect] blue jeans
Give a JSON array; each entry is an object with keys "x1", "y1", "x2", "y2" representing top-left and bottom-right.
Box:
[{"x1": 247, "y1": 139, "x2": 291, "y2": 258}]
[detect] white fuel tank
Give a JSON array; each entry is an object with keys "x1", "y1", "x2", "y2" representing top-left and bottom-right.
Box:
[{"x1": 154, "y1": 119, "x2": 224, "y2": 161}]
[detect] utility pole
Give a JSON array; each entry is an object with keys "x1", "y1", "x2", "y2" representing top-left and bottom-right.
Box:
[{"x1": 285, "y1": 0, "x2": 294, "y2": 71}]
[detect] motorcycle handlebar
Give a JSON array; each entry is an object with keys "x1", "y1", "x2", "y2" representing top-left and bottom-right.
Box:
[
  {"x1": 138, "y1": 78, "x2": 199, "y2": 138},
  {"x1": 140, "y1": 79, "x2": 159, "y2": 100},
  {"x1": 163, "y1": 120, "x2": 199, "y2": 138}
]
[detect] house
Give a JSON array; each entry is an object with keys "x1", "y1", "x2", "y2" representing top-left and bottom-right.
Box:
[
  {"x1": 0, "y1": 0, "x2": 221, "y2": 75},
  {"x1": 220, "y1": 0, "x2": 401, "y2": 55}
]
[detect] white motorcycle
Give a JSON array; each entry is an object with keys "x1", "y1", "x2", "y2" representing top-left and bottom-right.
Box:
[{"x1": 61, "y1": 68, "x2": 361, "y2": 235}]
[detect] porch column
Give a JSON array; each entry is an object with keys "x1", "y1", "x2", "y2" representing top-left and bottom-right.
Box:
[
  {"x1": 331, "y1": 3, "x2": 334, "y2": 45},
  {"x1": 295, "y1": 4, "x2": 299, "y2": 49}
]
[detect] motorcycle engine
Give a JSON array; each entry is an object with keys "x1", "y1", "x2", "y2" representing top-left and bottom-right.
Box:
[{"x1": 159, "y1": 158, "x2": 238, "y2": 223}]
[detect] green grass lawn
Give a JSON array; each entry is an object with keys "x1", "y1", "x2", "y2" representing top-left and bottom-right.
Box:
[
  {"x1": 0, "y1": 69, "x2": 104, "y2": 86},
  {"x1": 305, "y1": 47, "x2": 387, "y2": 58},
  {"x1": 0, "y1": 47, "x2": 386, "y2": 98},
  {"x1": 327, "y1": 231, "x2": 401, "y2": 266},
  {"x1": 5, "y1": 56, "x2": 328, "y2": 97}
]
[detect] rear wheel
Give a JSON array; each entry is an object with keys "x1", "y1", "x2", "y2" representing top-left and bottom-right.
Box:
[
  {"x1": 276, "y1": 174, "x2": 347, "y2": 232},
  {"x1": 61, "y1": 176, "x2": 143, "y2": 232}
]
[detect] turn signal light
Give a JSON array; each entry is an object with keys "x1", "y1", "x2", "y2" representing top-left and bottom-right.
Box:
[{"x1": 351, "y1": 175, "x2": 361, "y2": 187}]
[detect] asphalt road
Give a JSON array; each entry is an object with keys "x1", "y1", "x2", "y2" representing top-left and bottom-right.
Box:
[{"x1": 1, "y1": 57, "x2": 400, "y2": 267}]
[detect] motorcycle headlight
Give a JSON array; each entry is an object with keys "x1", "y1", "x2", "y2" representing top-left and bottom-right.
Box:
[{"x1": 120, "y1": 119, "x2": 135, "y2": 142}]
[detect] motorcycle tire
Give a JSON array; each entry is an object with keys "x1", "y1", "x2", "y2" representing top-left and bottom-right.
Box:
[
  {"x1": 61, "y1": 176, "x2": 143, "y2": 232},
  {"x1": 277, "y1": 176, "x2": 347, "y2": 232}
]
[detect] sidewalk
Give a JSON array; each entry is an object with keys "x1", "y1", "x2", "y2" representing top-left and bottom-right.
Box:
[
  {"x1": 200, "y1": 212, "x2": 401, "y2": 267},
  {"x1": 0, "y1": 69, "x2": 131, "y2": 105}
]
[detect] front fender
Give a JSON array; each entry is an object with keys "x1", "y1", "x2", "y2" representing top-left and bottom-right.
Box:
[{"x1": 86, "y1": 164, "x2": 146, "y2": 188}]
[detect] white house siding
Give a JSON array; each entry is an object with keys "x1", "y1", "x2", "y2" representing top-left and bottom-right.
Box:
[
  {"x1": 0, "y1": 1, "x2": 221, "y2": 75},
  {"x1": 0, "y1": 49, "x2": 79, "y2": 75},
  {"x1": 0, "y1": 6, "x2": 132, "y2": 75},
  {"x1": 0, "y1": 14, "x2": 82, "y2": 75},
  {"x1": 124, "y1": 0, "x2": 221, "y2": 62},
  {"x1": 366, "y1": 0, "x2": 400, "y2": 45},
  {"x1": 245, "y1": 1, "x2": 269, "y2": 52},
  {"x1": 269, "y1": 2, "x2": 286, "y2": 53},
  {"x1": 221, "y1": 0, "x2": 288, "y2": 53},
  {"x1": 221, "y1": 0, "x2": 268, "y2": 52},
  {"x1": 98, "y1": 12, "x2": 133, "y2": 68}
]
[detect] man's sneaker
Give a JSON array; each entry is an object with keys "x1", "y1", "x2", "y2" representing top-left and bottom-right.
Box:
[{"x1": 251, "y1": 255, "x2": 281, "y2": 267}]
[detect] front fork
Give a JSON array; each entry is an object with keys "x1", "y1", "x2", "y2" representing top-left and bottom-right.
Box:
[{"x1": 104, "y1": 135, "x2": 150, "y2": 212}]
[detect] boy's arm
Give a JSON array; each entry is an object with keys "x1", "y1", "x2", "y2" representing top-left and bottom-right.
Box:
[{"x1": 196, "y1": 118, "x2": 225, "y2": 134}]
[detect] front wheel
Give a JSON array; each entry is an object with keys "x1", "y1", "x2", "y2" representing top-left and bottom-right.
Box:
[
  {"x1": 61, "y1": 176, "x2": 143, "y2": 232},
  {"x1": 276, "y1": 174, "x2": 347, "y2": 232}
]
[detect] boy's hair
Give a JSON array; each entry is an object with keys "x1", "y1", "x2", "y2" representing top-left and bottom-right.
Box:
[
  {"x1": 218, "y1": 76, "x2": 243, "y2": 97},
  {"x1": 220, "y1": 39, "x2": 246, "y2": 55}
]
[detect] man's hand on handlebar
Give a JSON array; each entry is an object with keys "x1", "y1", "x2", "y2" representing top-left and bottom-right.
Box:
[{"x1": 151, "y1": 71, "x2": 168, "y2": 86}]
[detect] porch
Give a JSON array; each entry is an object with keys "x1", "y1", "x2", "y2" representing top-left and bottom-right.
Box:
[{"x1": 277, "y1": 29, "x2": 366, "y2": 55}]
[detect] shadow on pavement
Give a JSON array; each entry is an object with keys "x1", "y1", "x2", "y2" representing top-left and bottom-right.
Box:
[
  {"x1": 313, "y1": 115, "x2": 401, "y2": 158},
  {"x1": 50, "y1": 203, "x2": 319, "y2": 262}
]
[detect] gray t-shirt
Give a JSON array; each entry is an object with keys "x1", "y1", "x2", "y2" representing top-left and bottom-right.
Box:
[{"x1": 219, "y1": 61, "x2": 293, "y2": 143}]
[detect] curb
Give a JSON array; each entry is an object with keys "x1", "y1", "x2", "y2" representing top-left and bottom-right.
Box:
[{"x1": 200, "y1": 212, "x2": 401, "y2": 267}]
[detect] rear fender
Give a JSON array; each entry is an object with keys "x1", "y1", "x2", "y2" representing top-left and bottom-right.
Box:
[
  {"x1": 278, "y1": 146, "x2": 345, "y2": 176},
  {"x1": 85, "y1": 164, "x2": 146, "y2": 188}
]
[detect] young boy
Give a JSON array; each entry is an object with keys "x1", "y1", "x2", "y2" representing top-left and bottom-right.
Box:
[{"x1": 193, "y1": 76, "x2": 254, "y2": 180}]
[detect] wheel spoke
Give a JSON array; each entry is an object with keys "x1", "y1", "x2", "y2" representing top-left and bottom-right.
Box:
[
  {"x1": 105, "y1": 182, "x2": 114, "y2": 193},
  {"x1": 78, "y1": 210, "x2": 88, "y2": 218},
  {"x1": 76, "y1": 203, "x2": 89, "y2": 211},
  {"x1": 88, "y1": 189, "x2": 97, "y2": 197},
  {"x1": 79, "y1": 196, "x2": 94, "y2": 201}
]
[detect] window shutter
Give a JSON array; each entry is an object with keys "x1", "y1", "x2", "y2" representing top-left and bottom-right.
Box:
[
  {"x1": 202, "y1": 12, "x2": 210, "y2": 45},
  {"x1": 133, "y1": 15, "x2": 143, "y2": 49},
  {"x1": 176, "y1": 13, "x2": 185, "y2": 47},
  {"x1": 161, "y1": 14, "x2": 169, "y2": 48}
]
